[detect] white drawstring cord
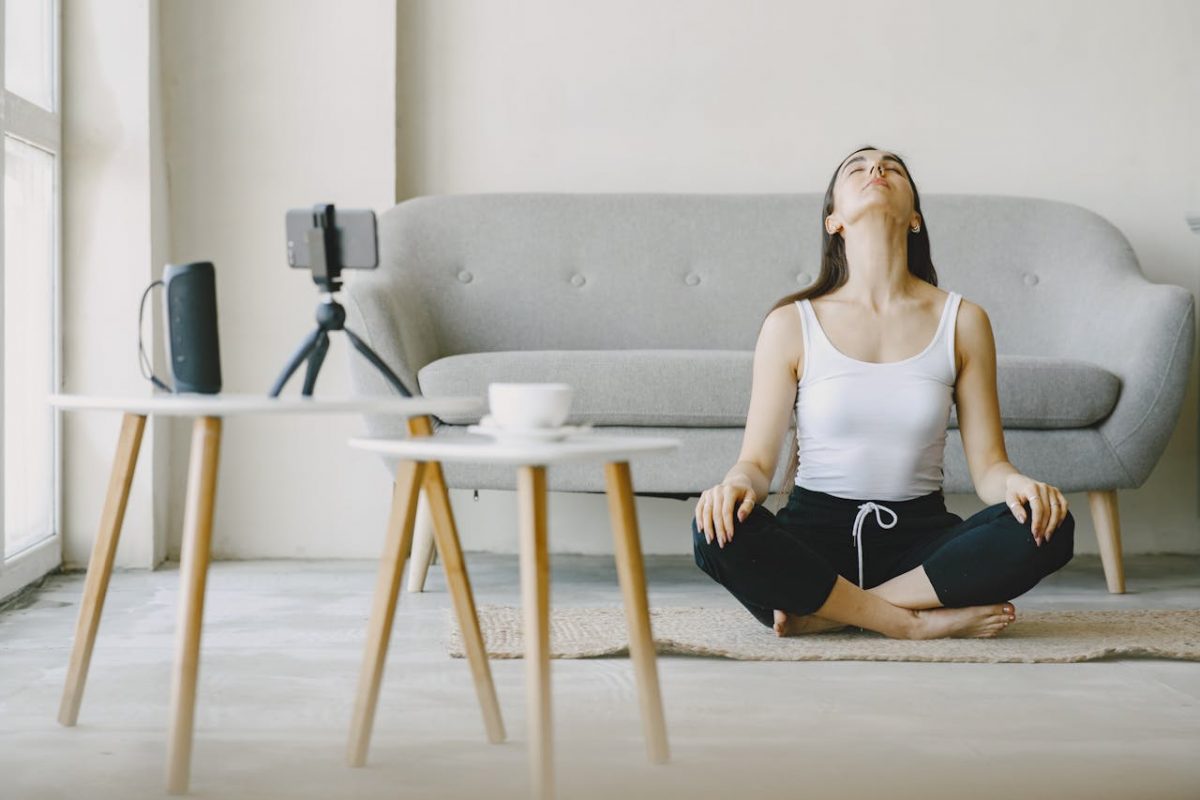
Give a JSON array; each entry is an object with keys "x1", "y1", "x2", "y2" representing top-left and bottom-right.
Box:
[{"x1": 851, "y1": 502, "x2": 899, "y2": 589}]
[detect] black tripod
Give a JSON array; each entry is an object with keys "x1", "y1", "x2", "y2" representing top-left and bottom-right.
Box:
[{"x1": 269, "y1": 205, "x2": 413, "y2": 398}]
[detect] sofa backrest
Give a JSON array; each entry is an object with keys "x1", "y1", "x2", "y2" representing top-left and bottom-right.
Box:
[{"x1": 352, "y1": 192, "x2": 1144, "y2": 363}]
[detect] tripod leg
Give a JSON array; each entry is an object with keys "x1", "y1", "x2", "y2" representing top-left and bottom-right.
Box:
[
  {"x1": 270, "y1": 327, "x2": 323, "y2": 397},
  {"x1": 344, "y1": 327, "x2": 414, "y2": 397},
  {"x1": 301, "y1": 331, "x2": 330, "y2": 397}
]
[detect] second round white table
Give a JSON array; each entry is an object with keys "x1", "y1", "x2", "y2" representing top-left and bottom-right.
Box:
[{"x1": 347, "y1": 431, "x2": 681, "y2": 800}]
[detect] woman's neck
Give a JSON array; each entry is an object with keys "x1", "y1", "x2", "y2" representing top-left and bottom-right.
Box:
[{"x1": 839, "y1": 215, "x2": 914, "y2": 311}]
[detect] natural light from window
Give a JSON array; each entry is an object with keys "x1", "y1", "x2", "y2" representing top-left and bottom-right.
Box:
[
  {"x1": 4, "y1": 136, "x2": 54, "y2": 557},
  {"x1": 5, "y1": 0, "x2": 54, "y2": 110},
  {"x1": 1, "y1": 0, "x2": 60, "y2": 593}
]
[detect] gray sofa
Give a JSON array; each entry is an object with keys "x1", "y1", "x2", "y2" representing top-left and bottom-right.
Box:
[{"x1": 343, "y1": 193, "x2": 1195, "y2": 595}]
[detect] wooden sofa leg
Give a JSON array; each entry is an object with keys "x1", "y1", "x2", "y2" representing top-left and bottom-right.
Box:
[
  {"x1": 405, "y1": 490, "x2": 438, "y2": 592},
  {"x1": 1087, "y1": 489, "x2": 1126, "y2": 594},
  {"x1": 402, "y1": 414, "x2": 442, "y2": 591}
]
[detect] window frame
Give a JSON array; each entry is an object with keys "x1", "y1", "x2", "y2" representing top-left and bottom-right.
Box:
[{"x1": 0, "y1": 0, "x2": 63, "y2": 602}]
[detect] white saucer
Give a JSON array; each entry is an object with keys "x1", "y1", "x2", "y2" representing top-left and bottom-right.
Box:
[{"x1": 468, "y1": 415, "x2": 593, "y2": 443}]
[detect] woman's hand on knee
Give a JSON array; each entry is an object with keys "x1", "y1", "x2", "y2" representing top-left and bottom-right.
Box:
[
  {"x1": 695, "y1": 481, "x2": 757, "y2": 549},
  {"x1": 1005, "y1": 473, "x2": 1069, "y2": 547}
]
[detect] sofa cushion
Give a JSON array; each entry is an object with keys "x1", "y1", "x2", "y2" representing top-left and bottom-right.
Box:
[
  {"x1": 969, "y1": 356, "x2": 1121, "y2": 429},
  {"x1": 419, "y1": 350, "x2": 749, "y2": 427},
  {"x1": 416, "y1": 350, "x2": 1120, "y2": 430}
]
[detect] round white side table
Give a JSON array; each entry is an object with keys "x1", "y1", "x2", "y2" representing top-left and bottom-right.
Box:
[
  {"x1": 48, "y1": 393, "x2": 498, "y2": 795},
  {"x1": 347, "y1": 432, "x2": 681, "y2": 800}
]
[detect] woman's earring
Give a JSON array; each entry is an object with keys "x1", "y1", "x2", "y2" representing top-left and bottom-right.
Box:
[{"x1": 911, "y1": 225, "x2": 921, "y2": 233}]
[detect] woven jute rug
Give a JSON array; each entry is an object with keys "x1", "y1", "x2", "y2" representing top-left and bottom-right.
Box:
[{"x1": 445, "y1": 605, "x2": 1200, "y2": 663}]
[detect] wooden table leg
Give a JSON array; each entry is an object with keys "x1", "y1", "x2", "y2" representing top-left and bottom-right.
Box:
[
  {"x1": 405, "y1": 414, "x2": 505, "y2": 743},
  {"x1": 517, "y1": 465, "x2": 554, "y2": 800},
  {"x1": 58, "y1": 412, "x2": 147, "y2": 727},
  {"x1": 166, "y1": 416, "x2": 222, "y2": 795},
  {"x1": 603, "y1": 461, "x2": 669, "y2": 764},
  {"x1": 421, "y1": 463, "x2": 506, "y2": 743},
  {"x1": 347, "y1": 458, "x2": 427, "y2": 767}
]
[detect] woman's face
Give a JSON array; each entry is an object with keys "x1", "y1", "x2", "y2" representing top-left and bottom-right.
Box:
[{"x1": 826, "y1": 149, "x2": 919, "y2": 235}]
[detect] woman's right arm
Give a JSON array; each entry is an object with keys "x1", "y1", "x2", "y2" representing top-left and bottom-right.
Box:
[{"x1": 695, "y1": 305, "x2": 802, "y2": 546}]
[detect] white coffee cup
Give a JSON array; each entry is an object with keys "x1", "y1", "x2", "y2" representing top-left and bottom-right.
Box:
[{"x1": 487, "y1": 382, "x2": 573, "y2": 429}]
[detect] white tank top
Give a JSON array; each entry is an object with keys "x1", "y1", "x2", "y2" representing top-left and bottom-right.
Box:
[{"x1": 793, "y1": 291, "x2": 962, "y2": 501}]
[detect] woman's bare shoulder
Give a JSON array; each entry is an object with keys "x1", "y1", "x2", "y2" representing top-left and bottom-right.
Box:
[
  {"x1": 761, "y1": 302, "x2": 805, "y2": 381},
  {"x1": 951, "y1": 293, "x2": 993, "y2": 375},
  {"x1": 924, "y1": 283, "x2": 953, "y2": 306}
]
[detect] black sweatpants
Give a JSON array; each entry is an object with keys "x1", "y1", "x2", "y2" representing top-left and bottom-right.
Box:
[{"x1": 692, "y1": 484, "x2": 1075, "y2": 628}]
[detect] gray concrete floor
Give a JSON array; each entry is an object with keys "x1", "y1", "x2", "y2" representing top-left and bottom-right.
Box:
[{"x1": 1, "y1": 552, "x2": 1199, "y2": 800}]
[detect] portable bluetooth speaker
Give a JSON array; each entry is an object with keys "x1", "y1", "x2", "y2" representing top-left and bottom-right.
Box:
[{"x1": 162, "y1": 261, "x2": 222, "y2": 394}]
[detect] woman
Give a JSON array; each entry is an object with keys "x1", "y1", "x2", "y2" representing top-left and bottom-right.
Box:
[{"x1": 692, "y1": 145, "x2": 1075, "y2": 640}]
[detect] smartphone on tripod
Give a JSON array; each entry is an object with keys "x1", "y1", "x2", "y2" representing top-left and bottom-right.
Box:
[
  {"x1": 271, "y1": 204, "x2": 413, "y2": 398},
  {"x1": 285, "y1": 207, "x2": 378, "y2": 270}
]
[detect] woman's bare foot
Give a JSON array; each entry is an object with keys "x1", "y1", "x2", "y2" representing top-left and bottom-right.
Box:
[
  {"x1": 773, "y1": 608, "x2": 850, "y2": 637},
  {"x1": 908, "y1": 602, "x2": 1017, "y2": 639}
]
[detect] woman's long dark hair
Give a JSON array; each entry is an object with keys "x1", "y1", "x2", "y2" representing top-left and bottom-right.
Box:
[{"x1": 764, "y1": 145, "x2": 939, "y2": 508}]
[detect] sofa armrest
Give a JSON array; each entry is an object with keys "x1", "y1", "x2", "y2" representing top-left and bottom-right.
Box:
[
  {"x1": 341, "y1": 269, "x2": 441, "y2": 400},
  {"x1": 1087, "y1": 279, "x2": 1195, "y2": 486}
]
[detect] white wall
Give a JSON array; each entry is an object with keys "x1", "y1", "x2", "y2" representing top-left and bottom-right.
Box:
[
  {"x1": 387, "y1": 0, "x2": 1200, "y2": 555},
  {"x1": 158, "y1": 0, "x2": 397, "y2": 559},
  {"x1": 62, "y1": 0, "x2": 170, "y2": 569}
]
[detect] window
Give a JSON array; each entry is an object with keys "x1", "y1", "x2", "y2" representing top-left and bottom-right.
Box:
[{"x1": 0, "y1": 0, "x2": 61, "y2": 601}]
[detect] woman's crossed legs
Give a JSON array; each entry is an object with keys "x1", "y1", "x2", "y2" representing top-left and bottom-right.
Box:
[{"x1": 692, "y1": 497, "x2": 1075, "y2": 639}]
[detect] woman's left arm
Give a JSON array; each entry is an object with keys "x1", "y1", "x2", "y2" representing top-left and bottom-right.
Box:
[{"x1": 953, "y1": 299, "x2": 1070, "y2": 545}]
